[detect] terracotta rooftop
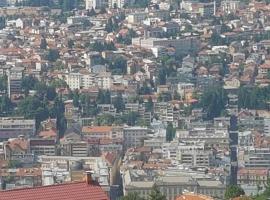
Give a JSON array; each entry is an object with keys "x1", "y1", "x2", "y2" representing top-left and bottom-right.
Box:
[
  {"x1": 39, "y1": 129, "x2": 57, "y2": 139},
  {"x1": 238, "y1": 168, "x2": 269, "y2": 176},
  {"x1": 0, "y1": 181, "x2": 109, "y2": 200},
  {"x1": 176, "y1": 193, "x2": 214, "y2": 200},
  {"x1": 82, "y1": 126, "x2": 113, "y2": 133},
  {"x1": 6, "y1": 138, "x2": 28, "y2": 151}
]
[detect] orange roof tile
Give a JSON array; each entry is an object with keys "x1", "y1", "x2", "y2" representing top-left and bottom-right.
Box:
[
  {"x1": 82, "y1": 126, "x2": 113, "y2": 133},
  {"x1": 0, "y1": 181, "x2": 109, "y2": 200},
  {"x1": 176, "y1": 193, "x2": 214, "y2": 200}
]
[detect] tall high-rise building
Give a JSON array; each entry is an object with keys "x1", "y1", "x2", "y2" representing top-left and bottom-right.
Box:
[
  {"x1": 229, "y1": 115, "x2": 238, "y2": 185},
  {"x1": 85, "y1": 0, "x2": 108, "y2": 9},
  {"x1": 7, "y1": 67, "x2": 23, "y2": 98}
]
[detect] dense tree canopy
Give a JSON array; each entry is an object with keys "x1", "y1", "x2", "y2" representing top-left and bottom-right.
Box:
[
  {"x1": 121, "y1": 192, "x2": 144, "y2": 200},
  {"x1": 0, "y1": 17, "x2": 6, "y2": 30},
  {"x1": 109, "y1": 57, "x2": 127, "y2": 75},
  {"x1": 166, "y1": 122, "x2": 176, "y2": 142},
  {"x1": 113, "y1": 93, "x2": 125, "y2": 112},
  {"x1": 47, "y1": 49, "x2": 60, "y2": 62},
  {"x1": 0, "y1": 75, "x2": 7, "y2": 91},
  {"x1": 238, "y1": 85, "x2": 270, "y2": 110},
  {"x1": 200, "y1": 85, "x2": 227, "y2": 119},
  {"x1": 225, "y1": 185, "x2": 245, "y2": 200}
]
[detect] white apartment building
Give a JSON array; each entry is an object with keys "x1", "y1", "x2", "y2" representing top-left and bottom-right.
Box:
[
  {"x1": 264, "y1": 118, "x2": 270, "y2": 136},
  {"x1": 97, "y1": 72, "x2": 112, "y2": 89},
  {"x1": 221, "y1": 0, "x2": 241, "y2": 14},
  {"x1": 162, "y1": 141, "x2": 212, "y2": 166},
  {"x1": 132, "y1": 37, "x2": 200, "y2": 55},
  {"x1": 108, "y1": 0, "x2": 134, "y2": 8},
  {"x1": 177, "y1": 83, "x2": 194, "y2": 98},
  {"x1": 39, "y1": 155, "x2": 110, "y2": 188},
  {"x1": 127, "y1": 12, "x2": 148, "y2": 24},
  {"x1": 85, "y1": 0, "x2": 108, "y2": 10},
  {"x1": 66, "y1": 72, "x2": 95, "y2": 90}
]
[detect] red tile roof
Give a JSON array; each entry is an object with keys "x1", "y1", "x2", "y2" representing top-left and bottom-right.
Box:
[{"x1": 0, "y1": 181, "x2": 109, "y2": 200}]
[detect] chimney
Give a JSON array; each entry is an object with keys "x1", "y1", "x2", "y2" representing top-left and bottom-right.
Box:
[{"x1": 85, "y1": 171, "x2": 94, "y2": 185}]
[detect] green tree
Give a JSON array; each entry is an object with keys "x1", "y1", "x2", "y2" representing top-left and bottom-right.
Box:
[
  {"x1": 173, "y1": 91, "x2": 181, "y2": 100},
  {"x1": 62, "y1": 0, "x2": 74, "y2": 11},
  {"x1": 105, "y1": 17, "x2": 118, "y2": 33},
  {"x1": 40, "y1": 37, "x2": 47, "y2": 50},
  {"x1": 47, "y1": 49, "x2": 60, "y2": 62},
  {"x1": 18, "y1": 96, "x2": 48, "y2": 129},
  {"x1": 97, "y1": 89, "x2": 105, "y2": 104},
  {"x1": 225, "y1": 185, "x2": 245, "y2": 200},
  {"x1": 158, "y1": 67, "x2": 167, "y2": 85},
  {"x1": 200, "y1": 85, "x2": 227, "y2": 119},
  {"x1": 104, "y1": 90, "x2": 111, "y2": 104},
  {"x1": 121, "y1": 192, "x2": 145, "y2": 200},
  {"x1": 148, "y1": 185, "x2": 166, "y2": 200},
  {"x1": 139, "y1": 82, "x2": 151, "y2": 95},
  {"x1": 0, "y1": 17, "x2": 6, "y2": 30},
  {"x1": 87, "y1": 8, "x2": 96, "y2": 16},
  {"x1": 158, "y1": 92, "x2": 172, "y2": 102},
  {"x1": 0, "y1": 95, "x2": 13, "y2": 116},
  {"x1": 125, "y1": 111, "x2": 139, "y2": 126},
  {"x1": 51, "y1": 79, "x2": 67, "y2": 88},
  {"x1": 166, "y1": 122, "x2": 176, "y2": 142},
  {"x1": 145, "y1": 96, "x2": 153, "y2": 112},
  {"x1": 72, "y1": 90, "x2": 80, "y2": 107},
  {"x1": 99, "y1": 7, "x2": 107, "y2": 14},
  {"x1": 46, "y1": 86, "x2": 57, "y2": 101},
  {"x1": 238, "y1": 86, "x2": 270, "y2": 110},
  {"x1": 52, "y1": 97, "x2": 67, "y2": 138},
  {"x1": 8, "y1": 160, "x2": 22, "y2": 168},
  {"x1": 67, "y1": 39, "x2": 74, "y2": 49},
  {"x1": 0, "y1": 75, "x2": 7, "y2": 91},
  {"x1": 110, "y1": 57, "x2": 127, "y2": 75},
  {"x1": 113, "y1": 93, "x2": 125, "y2": 113},
  {"x1": 21, "y1": 75, "x2": 38, "y2": 95},
  {"x1": 94, "y1": 114, "x2": 114, "y2": 126}
]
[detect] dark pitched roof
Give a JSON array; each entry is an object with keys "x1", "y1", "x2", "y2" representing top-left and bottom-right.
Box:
[{"x1": 0, "y1": 181, "x2": 109, "y2": 200}]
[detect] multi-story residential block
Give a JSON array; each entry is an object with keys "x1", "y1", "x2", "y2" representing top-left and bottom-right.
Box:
[
  {"x1": 7, "y1": 67, "x2": 23, "y2": 98},
  {"x1": 162, "y1": 141, "x2": 213, "y2": 167},
  {"x1": 66, "y1": 71, "x2": 95, "y2": 90},
  {"x1": 97, "y1": 72, "x2": 112, "y2": 89},
  {"x1": 132, "y1": 37, "x2": 200, "y2": 55},
  {"x1": 127, "y1": 12, "x2": 148, "y2": 24},
  {"x1": 39, "y1": 155, "x2": 111, "y2": 193},
  {"x1": 97, "y1": 104, "x2": 117, "y2": 116},
  {"x1": 86, "y1": 0, "x2": 108, "y2": 9},
  {"x1": 108, "y1": 0, "x2": 135, "y2": 8},
  {"x1": 242, "y1": 147, "x2": 270, "y2": 168},
  {"x1": 82, "y1": 126, "x2": 123, "y2": 140},
  {"x1": 3, "y1": 136, "x2": 34, "y2": 163},
  {"x1": 181, "y1": 1, "x2": 216, "y2": 17},
  {"x1": 221, "y1": 0, "x2": 241, "y2": 14},
  {"x1": 29, "y1": 139, "x2": 56, "y2": 156},
  {"x1": 0, "y1": 117, "x2": 36, "y2": 141},
  {"x1": 61, "y1": 141, "x2": 88, "y2": 157},
  {"x1": 123, "y1": 127, "x2": 150, "y2": 150},
  {"x1": 176, "y1": 128, "x2": 229, "y2": 149},
  {"x1": 67, "y1": 16, "x2": 90, "y2": 25},
  {"x1": 237, "y1": 168, "x2": 269, "y2": 186},
  {"x1": 122, "y1": 169, "x2": 226, "y2": 200}
]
